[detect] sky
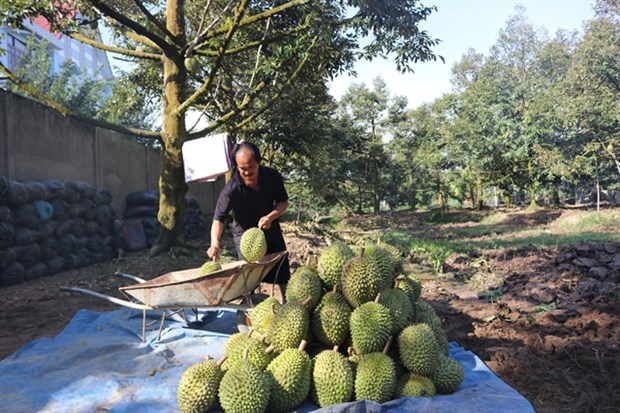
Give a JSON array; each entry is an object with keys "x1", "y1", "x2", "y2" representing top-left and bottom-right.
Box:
[{"x1": 328, "y1": 0, "x2": 596, "y2": 109}]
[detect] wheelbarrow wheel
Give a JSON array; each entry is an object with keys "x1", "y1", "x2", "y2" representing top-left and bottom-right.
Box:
[{"x1": 235, "y1": 293, "x2": 271, "y2": 334}]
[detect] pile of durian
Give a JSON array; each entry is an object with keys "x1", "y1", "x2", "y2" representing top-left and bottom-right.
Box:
[{"x1": 178, "y1": 238, "x2": 465, "y2": 413}]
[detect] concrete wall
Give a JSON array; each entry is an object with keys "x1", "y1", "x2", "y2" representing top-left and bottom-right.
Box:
[{"x1": 0, "y1": 89, "x2": 222, "y2": 219}]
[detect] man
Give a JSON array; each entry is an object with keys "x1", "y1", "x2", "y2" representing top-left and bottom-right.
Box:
[{"x1": 207, "y1": 141, "x2": 291, "y2": 296}]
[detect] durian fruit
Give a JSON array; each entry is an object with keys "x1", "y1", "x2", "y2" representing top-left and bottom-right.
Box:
[
  {"x1": 312, "y1": 347, "x2": 354, "y2": 407},
  {"x1": 379, "y1": 288, "x2": 414, "y2": 335},
  {"x1": 268, "y1": 299, "x2": 310, "y2": 353},
  {"x1": 239, "y1": 227, "x2": 267, "y2": 262},
  {"x1": 221, "y1": 333, "x2": 274, "y2": 371},
  {"x1": 413, "y1": 301, "x2": 449, "y2": 355},
  {"x1": 266, "y1": 340, "x2": 312, "y2": 413},
  {"x1": 431, "y1": 354, "x2": 465, "y2": 394},
  {"x1": 285, "y1": 266, "x2": 323, "y2": 311},
  {"x1": 198, "y1": 260, "x2": 222, "y2": 276},
  {"x1": 354, "y1": 340, "x2": 397, "y2": 403},
  {"x1": 340, "y1": 249, "x2": 383, "y2": 308},
  {"x1": 414, "y1": 299, "x2": 442, "y2": 326},
  {"x1": 218, "y1": 353, "x2": 271, "y2": 413},
  {"x1": 363, "y1": 244, "x2": 396, "y2": 290},
  {"x1": 396, "y1": 273, "x2": 423, "y2": 306},
  {"x1": 311, "y1": 288, "x2": 352, "y2": 348},
  {"x1": 398, "y1": 323, "x2": 440, "y2": 377},
  {"x1": 378, "y1": 240, "x2": 404, "y2": 275},
  {"x1": 317, "y1": 242, "x2": 354, "y2": 289},
  {"x1": 349, "y1": 295, "x2": 392, "y2": 355},
  {"x1": 396, "y1": 372, "x2": 437, "y2": 398},
  {"x1": 177, "y1": 356, "x2": 225, "y2": 413},
  {"x1": 248, "y1": 296, "x2": 281, "y2": 339}
]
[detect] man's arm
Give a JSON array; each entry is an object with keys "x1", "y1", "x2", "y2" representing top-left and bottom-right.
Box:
[
  {"x1": 207, "y1": 219, "x2": 225, "y2": 260},
  {"x1": 258, "y1": 200, "x2": 289, "y2": 230}
]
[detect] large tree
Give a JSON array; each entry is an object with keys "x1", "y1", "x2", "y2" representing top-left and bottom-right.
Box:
[{"x1": 0, "y1": 0, "x2": 441, "y2": 254}]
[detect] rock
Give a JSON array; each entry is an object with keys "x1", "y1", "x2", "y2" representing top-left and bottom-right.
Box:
[
  {"x1": 588, "y1": 266, "x2": 609, "y2": 279},
  {"x1": 576, "y1": 243, "x2": 593, "y2": 254},
  {"x1": 596, "y1": 251, "x2": 613, "y2": 264},
  {"x1": 603, "y1": 243, "x2": 618, "y2": 254},
  {"x1": 573, "y1": 257, "x2": 598, "y2": 268},
  {"x1": 530, "y1": 285, "x2": 555, "y2": 304}
]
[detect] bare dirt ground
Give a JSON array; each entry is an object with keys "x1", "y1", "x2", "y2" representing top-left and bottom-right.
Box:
[{"x1": 0, "y1": 209, "x2": 618, "y2": 413}]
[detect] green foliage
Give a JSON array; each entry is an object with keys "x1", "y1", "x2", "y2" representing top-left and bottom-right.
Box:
[{"x1": 7, "y1": 37, "x2": 109, "y2": 118}]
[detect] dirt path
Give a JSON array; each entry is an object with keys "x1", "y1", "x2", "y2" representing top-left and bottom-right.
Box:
[{"x1": 1, "y1": 209, "x2": 619, "y2": 412}]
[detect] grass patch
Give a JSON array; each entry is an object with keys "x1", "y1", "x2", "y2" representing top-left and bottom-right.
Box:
[{"x1": 554, "y1": 209, "x2": 620, "y2": 232}]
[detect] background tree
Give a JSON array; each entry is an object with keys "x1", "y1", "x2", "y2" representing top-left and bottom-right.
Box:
[{"x1": 0, "y1": 0, "x2": 442, "y2": 253}]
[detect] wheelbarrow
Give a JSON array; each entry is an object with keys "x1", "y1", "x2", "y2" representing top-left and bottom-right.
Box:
[{"x1": 60, "y1": 251, "x2": 287, "y2": 339}]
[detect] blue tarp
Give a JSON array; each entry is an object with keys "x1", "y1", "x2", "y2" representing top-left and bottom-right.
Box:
[{"x1": 0, "y1": 308, "x2": 535, "y2": 413}]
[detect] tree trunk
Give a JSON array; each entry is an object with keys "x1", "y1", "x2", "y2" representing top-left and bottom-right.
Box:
[
  {"x1": 476, "y1": 175, "x2": 484, "y2": 210},
  {"x1": 152, "y1": 0, "x2": 188, "y2": 256}
]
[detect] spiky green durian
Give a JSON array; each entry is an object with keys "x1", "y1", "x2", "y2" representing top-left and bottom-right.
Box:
[
  {"x1": 221, "y1": 334, "x2": 273, "y2": 371},
  {"x1": 198, "y1": 260, "x2": 222, "y2": 276},
  {"x1": 239, "y1": 227, "x2": 267, "y2": 262},
  {"x1": 414, "y1": 300, "x2": 442, "y2": 326},
  {"x1": 340, "y1": 250, "x2": 383, "y2": 308},
  {"x1": 363, "y1": 245, "x2": 396, "y2": 290},
  {"x1": 396, "y1": 273, "x2": 423, "y2": 305},
  {"x1": 431, "y1": 354, "x2": 465, "y2": 394},
  {"x1": 317, "y1": 242, "x2": 354, "y2": 289},
  {"x1": 397, "y1": 372, "x2": 436, "y2": 398},
  {"x1": 285, "y1": 266, "x2": 323, "y2": 311},
  {"x1": 398, "y1": 323, "x2": 440, "y2": 377},
  {"x1": 248, "y1": 297, "x2": 281, "y2": 338},
  {"x1": 177, "y1": 357, "x2": 224, "y2": 413},
  {"x1": 312, "y1": 348, "x2": 354, "y2": 407},
  {"x1": 218, "y1": 358, "x2": 271, "y2": 413},
  {"x1": 354, "y1": 352, "x2": 396, "y2": 403},
  {"x1": 311, "y1": 290, "x2": 352, "y2": 348},
  {"x1": 349, "y1": 300, "x2": 392, "y2": 355},
  {"x1": 266, "y1": 342, "x2": 312, "y2": 413},
  {"x1": 268, "y1": 301, "x2": 310, "y2": 353},
  {"x1": 378, "y1": 241, "x2": 404, "y2": 275},
  {"x1": 379, "y1": 288, "x2": 414, "y2": 334}
]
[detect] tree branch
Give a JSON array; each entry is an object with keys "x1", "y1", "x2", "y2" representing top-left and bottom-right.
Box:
[
  {"x1": 0, "y1": 62, "x2": 161, "y2": 139},
  {"x1": 234, "y1": 35, "x2": 318, "y2": 131},
  {"x1": 186, "y1": 0, "x2": 235, "y2": 57},
  {"x1": 193, "y1": 23, "x2": 308, "y2": 57},
  {"x1": 132, "y1": 0, "x2": 176, "y2": 41},
  {"x1": 88, "y1": 0, "x2": 174, "y2": 54},
  {"x1": 187, "y1": 79, "x2": 268, "y2": 139},
  {"x1": 69, "y1": 32, "x2": 162, "y2": 60},
  {"x1": 195, "y1": 0, "x2": 310, "y2": 47},
  {"x1": 175, "y1": 0, "x2": 250, "y2": 116}
]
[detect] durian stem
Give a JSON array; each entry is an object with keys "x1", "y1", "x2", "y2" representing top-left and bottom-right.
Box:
[
  {"x1": 298, "y1": 340, "x2": 308, "y2": 352},
  {"x1": 382, "y1": 336, "x2": 393, "y2": 354},
  {"x1": 216, "y1": 355, "x2": 228, "y2": 366},
  {"x1": 374, "y1": 292, "x2": 382, "y2": 303}
]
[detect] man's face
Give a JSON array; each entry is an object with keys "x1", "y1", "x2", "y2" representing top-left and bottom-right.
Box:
[{"x1": 235, "y1": 149, "x2": 260, "y2": 187}]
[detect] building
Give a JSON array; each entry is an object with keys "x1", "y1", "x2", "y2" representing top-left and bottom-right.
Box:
[{"x1": 0, "y1": 16, "x2": 114, "y2": 82}]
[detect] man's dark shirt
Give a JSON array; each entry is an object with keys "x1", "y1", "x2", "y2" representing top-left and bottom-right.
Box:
[{"x1": 213, "y1": 165, "x2": 289, "y2": 245}]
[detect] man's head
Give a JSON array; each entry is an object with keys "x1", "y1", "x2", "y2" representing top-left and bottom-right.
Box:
[{"x1": 233, "y1": 142, "x2": 261, "y2": 187}]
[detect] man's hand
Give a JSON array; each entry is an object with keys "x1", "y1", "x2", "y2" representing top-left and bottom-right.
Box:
[
  {"x1": 207, "y1": 245, "x2": 220, "y2": 261},
  {"x1": 258, "y1": 215, "x2": 272, "y2": 230}
]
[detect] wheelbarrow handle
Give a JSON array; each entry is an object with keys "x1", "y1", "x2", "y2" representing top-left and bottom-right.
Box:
[
  {"x1": 59, "y1": 286, "x2": 153, "y2": 311},
  {"x1": 114, "y1": 272, "x2": 148, "y2": 283}
]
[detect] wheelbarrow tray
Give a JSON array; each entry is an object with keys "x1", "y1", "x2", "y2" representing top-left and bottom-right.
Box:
[{"x1": 118, "y1": 251, "x2": 287, "y2": 309}]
